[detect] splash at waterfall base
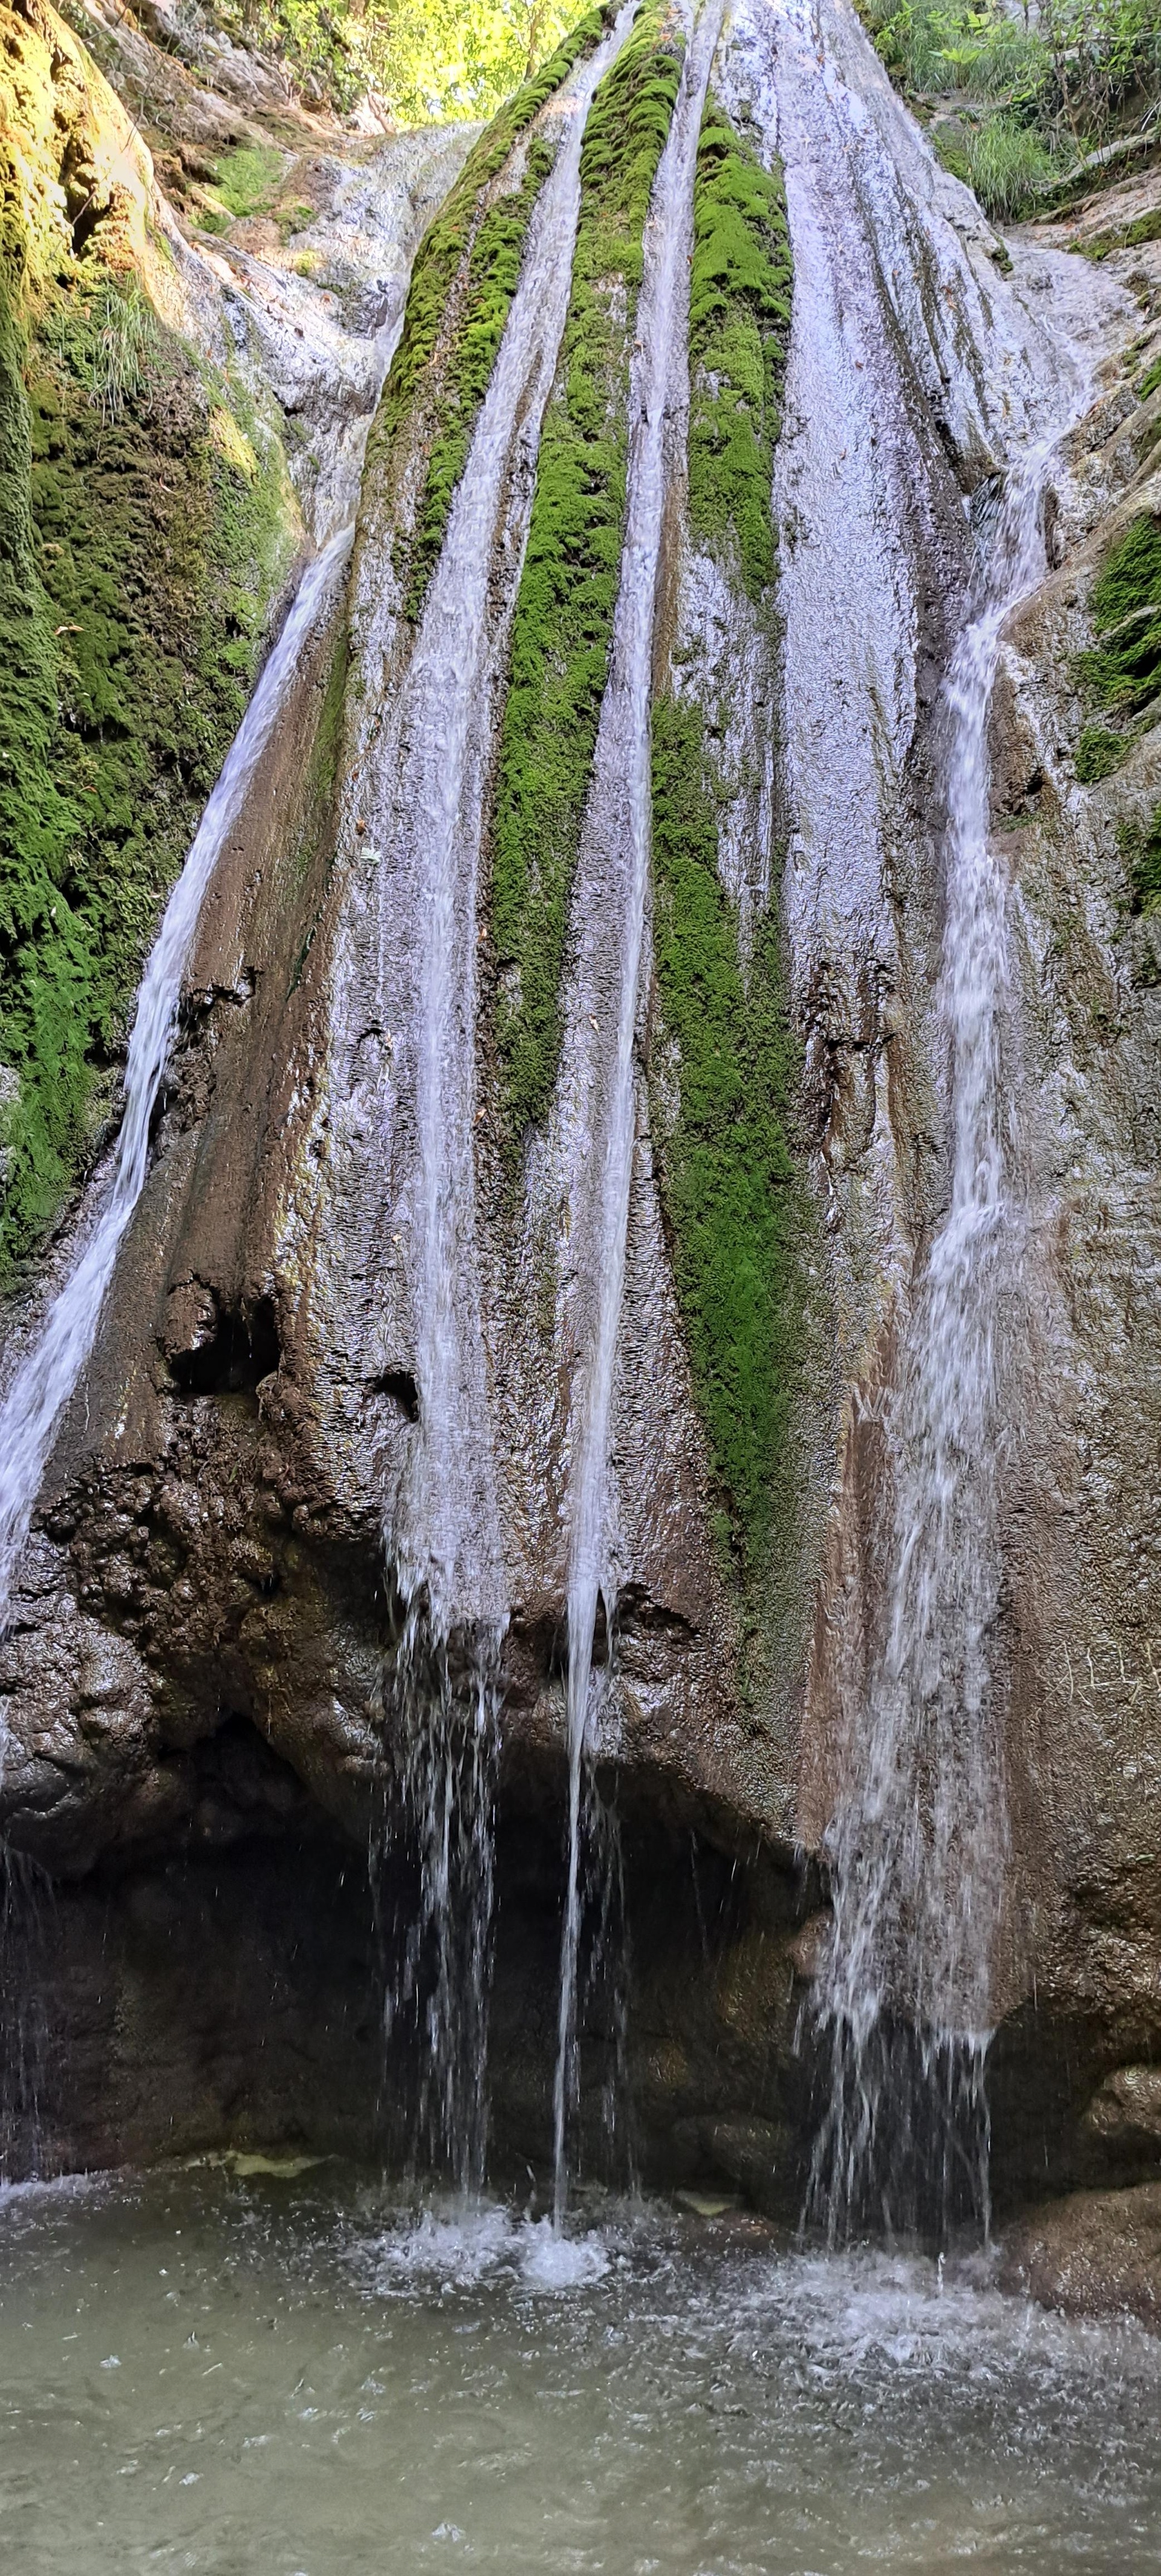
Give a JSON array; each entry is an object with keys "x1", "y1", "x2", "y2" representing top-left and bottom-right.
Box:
[{"x1": 1, "y1": 0, "x2": 1161, "y2": 2343}]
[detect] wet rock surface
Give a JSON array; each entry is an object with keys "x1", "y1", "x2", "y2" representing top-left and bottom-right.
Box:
[
  {"x1": 1001, "y1": 2180, "x2": 1161, "y2": 2329},
  {"x1": 0, "y1": 0, "x2": 1160, "y2": 2311}
]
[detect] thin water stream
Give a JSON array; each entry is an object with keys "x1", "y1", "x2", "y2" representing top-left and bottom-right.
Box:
[
  {"x1": 363, "y1": 10, "x2": 636, "y2": 2188},
  {"x1": 808, "y1": 456, "x2": 1064, "y2": 2243},
  {"x1": 3, "y1": 2165, "x2": 1161, "y2": 2574},
  {"x1": 550, "y1": 0, "x2": 725, "y2": 2230},
  {"x1": 0, "y1": 528, "x2": 353, "y2": 1660}
]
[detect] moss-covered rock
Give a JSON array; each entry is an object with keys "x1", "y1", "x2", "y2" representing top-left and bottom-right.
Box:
[
  {"x1": 650, "y1": 699, "x2": 804, "y2": 1578},
  {"x1": 646, "y1": 99, "x2": 804, "y2": 1587},
  {"x1": 0, "y1": 0, "x2": 299, "y2": 1281},
  {"x1": 687, "y1": 97, "x2": 792, "y2": 603},
  {"x1": 1120, "y1": 802, "x2": 1161, "y2": 917},
  {"x1": 1072, "y1": 508, "x2": 1161, "y2": 781},
  {"x1": 489, "y1": 0, "x2": 685, "y2": 1155},
  {"x1": 366, "y1": 3, "x2": 616, "y2": 631}
]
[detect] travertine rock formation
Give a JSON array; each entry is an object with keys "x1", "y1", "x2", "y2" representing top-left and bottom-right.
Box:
[{"x1": 2, "y1": 0, "x2": 1161, "y2": 2303}]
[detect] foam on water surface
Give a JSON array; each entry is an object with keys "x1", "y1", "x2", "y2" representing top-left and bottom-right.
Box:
[{"x1": 1, "y1": 2167, "x2": 1160, "y2": 2574}]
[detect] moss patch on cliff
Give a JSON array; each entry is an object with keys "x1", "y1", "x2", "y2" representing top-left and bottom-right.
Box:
[
  {"x1": 402, "y1": 127, "x2": 556, "y2": 619},
  {"x1": 687, "y1": 102, "x2": 792, "y2": 603},
  {"x1": 1073, "y1": 509, "x2": 1161, "y2": 779},
  {"x1": 646, "y1": 96, "x2": 802, "y2": 1579},
  {"x1": 650, "y1": 698, "x2": 801, "y2": 1573},
  {"x1": 489, "y1": 0, "x2": 683, "y2": 1154},
  {"x1": 0, "y1": 260, "x2": 296, "y2": 1279},
  {"x1": 1120, "y1": 802, "x2": 1161, "y2": 916},
  {"x1": 368, "y1": 2, "x2": 614, "y2": 626}
]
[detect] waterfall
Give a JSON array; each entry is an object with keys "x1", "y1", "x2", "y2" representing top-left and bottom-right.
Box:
[
  {"x1": 807, "y1": 458, "x2": 1062, "y2": 2242},
  {"x1": 549, "y1": 0, "x2": 725, "y2": 2227},
  {"x1": 752, "y1": 0, "x2": 1088, "y2": 2241},
  {"x1": 363, "y1": 6, "x2": 636, "y2": 2193},
  {"x1": 0, "y1": 527, "x2": 353, "y2": 1670}
]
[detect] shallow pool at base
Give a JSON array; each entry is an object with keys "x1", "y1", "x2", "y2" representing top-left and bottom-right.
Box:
[{"x1": 1, "y1": 2167, "x2": 1159, "y2": 2574}]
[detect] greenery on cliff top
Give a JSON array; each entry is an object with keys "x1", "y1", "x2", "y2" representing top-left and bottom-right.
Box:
[
  {"x1": 489, "y1": 0, "x2": 683, "y2": 1152},
  {"x1": 369, "y1": 6, "x2": 612, "y2": 625},
  {"x1": 649, "y1": 103, "x2": 804, "y2": 1581},
  {"x1": 201, "y1": 0, "x2": 594, "y2": 120},
  {"x1": 856, "y1": 0, "x2": 1161, "y2": 218}
]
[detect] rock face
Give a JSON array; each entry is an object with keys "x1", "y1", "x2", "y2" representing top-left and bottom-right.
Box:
[
  {"x1": 1, "y1": 0, "x2": 1161, "y2": 2300},
  {"x1": 1001, "y1": 2181, "x2": 1161, "y2": 2330}
]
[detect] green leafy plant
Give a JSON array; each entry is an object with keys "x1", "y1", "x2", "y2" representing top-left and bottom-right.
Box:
[
  {"x1": 209, "y1": 0, "x2": 594, "y2": 120},
  {"x1": 856, "y1": 0, "x2": 1161, "y2": 218}
]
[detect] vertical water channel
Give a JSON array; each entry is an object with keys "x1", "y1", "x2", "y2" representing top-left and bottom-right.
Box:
[
  {"x1": 761, "y1": 0, "x2": 1088, "y2": 2242},
  {"x1": 363, "y1": 7, "x2": 636, "y2": 2193},
  {"x1": 550, "y1": 0, "x2": 725, "y2": 2226},
  {"x1": 807, "y1": 459, "x2": 1062, "y2": 2241}
]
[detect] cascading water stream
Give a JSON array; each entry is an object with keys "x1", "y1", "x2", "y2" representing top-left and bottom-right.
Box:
[
  {"x1": 550, "y1": 0, "x2": 724, "y2": 2228},
  {"x1": 0, "y1": 526, "x2": 353, "y2": 1673},
  {"x1": 360, "y1": 7, "x2": 636, "y2": 2193},
  {"x1": 735, "y1": 0, "x2": 1090, "y2": 2245},
  {"x1": 807, "y1": 455, "x2": 1075, "y2": 2243}
]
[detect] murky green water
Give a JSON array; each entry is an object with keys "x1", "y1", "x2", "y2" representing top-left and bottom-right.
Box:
[{"x1": 1, "y1": 2165, "x2": 1159, "y2": 2573}]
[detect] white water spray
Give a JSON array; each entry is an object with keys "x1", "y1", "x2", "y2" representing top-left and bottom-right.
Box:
[
  {"x1": 0, "y1": 527, "x2": 353, "y2": 1660},
  {"x1": 807, "y1": 456, "x2": 1068, "y2": 2242},
  {"x1": 550, "y1": 0, "x2": 725, "y2": 2228},
  {"x1": 362, "y1": 10, "x2": 636, "y2": 2192}
]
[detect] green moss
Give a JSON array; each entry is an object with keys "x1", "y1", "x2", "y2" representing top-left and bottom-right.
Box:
[
  {"x1": 368, "y1": 2, "x2": 615, "y2": 628},
  {"x1": 1075, "y1": 723, "x2": 1128, "y2": 782},
  {"x1": 644, "y1": 95, "x2": 802, "y2": 1576},
  {"x1": 0, "y1": 262, "x2": 296, "y2": 1281},
  {"x1": 490, "y1": 0, "x2": 684, "y2": 1150},
  {"x1": 212, "y1": 143, "x2": 290, "y2": 221},
  {"x1": 403, "y1": 129, "x2": 555, "y2": 619},
  {"x1": 276, "y1": 204, "x2": 318, "y2": 242},
  {"x1": 287, "y1": 617, "x2": 350, "y2": 994},
  {"x1": 650, "y1": 698, "x2": 802, "y2": 1572},
  {"x1": 1088, "y1": 206, "x2": 1161, "y2": 261},
  {"x1": 1120, "y1": 803, "x2": 1161, "y2": 917},
  {"x1": 687, "y1": 102, "x2": 792, "y2": 601},
  {"x1": 1072, "y1": 509, "x2": 1161, "y2": 808},
  {"x1": 1072, "y1": 509, "x2": 1161, "y2": 779},
  {"x1": 1139, "y1": 353, "x2": 1161, "y2": 402}
]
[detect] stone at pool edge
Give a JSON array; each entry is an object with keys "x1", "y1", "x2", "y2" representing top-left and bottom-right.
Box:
[{"x1": 1000, "y1": 2179, "x2": 1161, "y2": 2330}]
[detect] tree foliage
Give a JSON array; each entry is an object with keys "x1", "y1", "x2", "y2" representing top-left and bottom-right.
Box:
[{"x1": 213, "y1": 0, "x2": 588, "y2": 119}]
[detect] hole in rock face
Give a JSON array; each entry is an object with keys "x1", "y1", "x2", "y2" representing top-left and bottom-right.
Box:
[
  {"x1": 169, "y1": 1295, "x2": 281, "y2": 1397},
  {"x1": 369, "y1": 1368, "x2": 420, "y2": 1422}
]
